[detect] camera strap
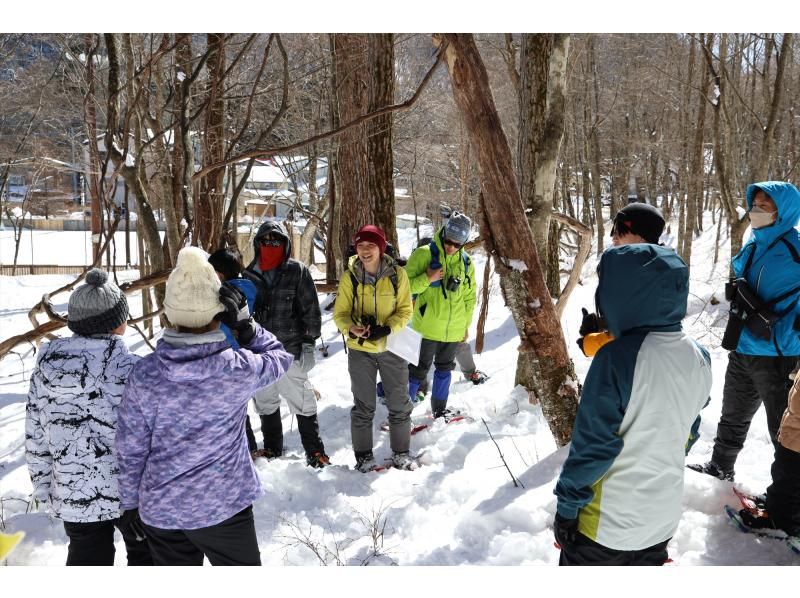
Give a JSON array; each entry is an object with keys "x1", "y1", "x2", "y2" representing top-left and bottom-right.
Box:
[
  {"x1": 428, "y1": 235, "x2": 471, "y2": 299},
  {"x1": 741, "y1": 229, "x2": 797, "y2": 279}
]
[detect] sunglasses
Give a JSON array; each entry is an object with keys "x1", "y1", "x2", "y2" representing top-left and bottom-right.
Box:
[
  {"x1": 259, "y1": 238, "x2": 283, "y2": 247},
  {"x1": 443, "y1": 239, "x2": 463, "y2": 249}
]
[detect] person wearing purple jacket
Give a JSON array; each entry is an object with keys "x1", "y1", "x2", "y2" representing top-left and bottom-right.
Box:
[{"x1": 116, "y1": 247, "x2": 293, "y2": 566}]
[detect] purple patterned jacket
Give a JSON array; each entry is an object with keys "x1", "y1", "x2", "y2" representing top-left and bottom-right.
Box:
[{"x1": 116, "y1": 325, "x2": 292, "y2": 530}]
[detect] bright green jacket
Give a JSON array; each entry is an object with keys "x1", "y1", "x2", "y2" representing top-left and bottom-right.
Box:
[
  {"x1": 333, "y1": 254, "x2": 413, "y2": 354},
  {"x1": 405, "y1": 229, "x2": 477, "y2": 342}
]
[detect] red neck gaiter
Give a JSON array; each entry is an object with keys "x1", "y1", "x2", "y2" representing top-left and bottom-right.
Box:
[{"x1": 259, "y1": 245, "x2": 285, "y2": 271}]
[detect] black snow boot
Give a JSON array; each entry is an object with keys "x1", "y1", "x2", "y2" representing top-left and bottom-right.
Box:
[
  {"x1": 431, "y1": 398, "x2": 448, "y2": 419},
  {"x1": 260, "y1": 410, "x2": 284, "y2": 457},
  {"x1": 297, "y1": 414, "x2": 328, "y2": 468},
  {"x1": 686, "y1": 460, "x2": 734, "y2": 482}
]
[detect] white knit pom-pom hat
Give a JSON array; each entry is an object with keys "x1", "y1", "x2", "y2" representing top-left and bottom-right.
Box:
[{"x1": 164, "y1": 247, "x2": 225, "y2": 328}]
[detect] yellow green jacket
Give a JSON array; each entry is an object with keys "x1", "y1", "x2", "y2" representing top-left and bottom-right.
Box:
[
  {"x1": 405, "y1": 230, "x2": 477, "y2": 342},
  {"x1": 333, "y1": 254, "x2": 413, "y2": 353}
]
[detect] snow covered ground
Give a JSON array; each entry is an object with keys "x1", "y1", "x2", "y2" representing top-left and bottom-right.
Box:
[{"x1": 1, "y1": 213, "x2": 797, "y2": 576}]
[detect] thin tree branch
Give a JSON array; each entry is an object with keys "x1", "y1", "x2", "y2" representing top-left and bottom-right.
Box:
[
  {"x1": 481, "y1": 417, "x2": 523, "y2": 488},
  {"x1": 193, "y1": 40, "x2": 448, "y2": 181}
]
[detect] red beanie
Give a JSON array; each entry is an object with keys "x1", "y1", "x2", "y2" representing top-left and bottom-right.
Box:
[{"x1": 353, "y1": 224, "x2": 387, "y2": 254}]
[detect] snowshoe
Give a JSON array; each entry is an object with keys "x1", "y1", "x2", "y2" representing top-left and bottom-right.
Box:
[
  {"x1": 354, "y1": 451, "x2": 387, "y2": 473},
  {"x1": 724, "y1": 505, "x2": 800, "y2": 555},
  {"x1": 251, "y1": 448, "x2": 282, "y2": 461},
  {"x1": 433, "y1": 407, "x2": 467, "y2": 424},
  {"x1": 390, "y1": 451, "x2": 419, "y2": 471},
  {"x1": 306, "y1": 451, "x2": 331, "y2": 469},
  {"x1": 466, "y1": 370, "x2": 489, "y2": 385},
  {"x1": 686, "y1": 460, "x2": 734, "y2": 482},
  {"x1": 733, "y1": 487, "x2": 768, "y2": 516}
]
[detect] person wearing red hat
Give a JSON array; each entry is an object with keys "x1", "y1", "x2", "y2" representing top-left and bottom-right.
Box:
[{"x1": 333, "y1": 224, "x2": 415, "y2": 472}]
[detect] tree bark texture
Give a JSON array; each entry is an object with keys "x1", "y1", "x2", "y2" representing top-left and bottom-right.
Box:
[
  {"x1": 103, "y1": 33, "x2": 166, "y2": 305},
  {"x1": 683, "y1": 45, "x2": 710, "y2": 271},
  {"x1": 517, "y1": 34, "x2": 553, "y2": 271},
  {"x1": 537, "y1": 34, "x2": 571, "y2": 297},
  {"x1": 196, "y1": 33, "x2": 226, "y2": 250},
  {"x1": 367, "y1": 33, "x2": 398, "y2": 249},
  {"x1": 438, "y1": 33, "x2": 578, "y2": 447},
  {"x1": 331, "y1": 34, "x2": 372, "y2": 272},
  {"x1": 754, "y1": 33, "x2": 792, "y2": 182}
]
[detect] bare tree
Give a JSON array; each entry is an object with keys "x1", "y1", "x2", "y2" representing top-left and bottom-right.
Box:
[{"x1": 437, "y1": 33, "x2": 578, "y2": 447}]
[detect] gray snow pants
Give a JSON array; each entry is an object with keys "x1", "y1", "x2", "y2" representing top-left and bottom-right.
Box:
[
  {"x1": 348, "y1": 348, "x2": 412, "y2": 454},
  {"x1": 711, "y1": 352, "x2": 798, "y2": 471}
]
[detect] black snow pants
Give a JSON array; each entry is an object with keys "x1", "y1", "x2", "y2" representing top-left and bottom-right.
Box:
[
  {"x1": 766, "y1": 443, "x2": 800, "y2": 536},
  {"x1": 710, "y1": 352, "x2": 797, "y2": 472},
  {"x1": 142, "y1": 506, "x2": 261, "y2": 566},
  {"x1": 63, "y1": 517, "x2": 153, "y2": 566},
  {"x1": 559, "y1": 533, "x2": 670, "y2": 566}
]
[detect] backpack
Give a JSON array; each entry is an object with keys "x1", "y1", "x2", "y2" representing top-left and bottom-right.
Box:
[
  {"x1": 417, "y1": 232, "x2": 471, "y2": 298},
  {"x1": 342, "y1": 261, "x2": 400, "y2": 353}
]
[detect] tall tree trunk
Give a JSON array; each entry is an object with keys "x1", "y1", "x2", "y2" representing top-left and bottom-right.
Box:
[
  {"x1": 367, "y1": 33, "x2": 397, "y2": 249},
  {"x1": 103, "y1": 33, "x2": 165, "y2": 305},
  {"x1": 196, "y1": 33, "x2": 226, "y2": 250},
  {"x1": 683, "y1": 48, "x2": 710, "y2": 271},
  {"x1": 538, "y1": 34, "x2": 571, "y2": 298},
  {"x1": 517, "y1": 34, "x2": 553, "y2": 270},
  {"x1": 754, "y1": 33, "x2": 792, "y2": 181},
  {"x1": 517, "y1": 33, "x2": 572, "y2": 389},
  {"x1": 587, "y1": 36, "x2": 605, "y2": 256},
  {"x1": 171, "y1": 33, "x2": 195, "y2": 259},
  {"x1": 438, "y1": 34, "x2": 579, "y2": 447},
  {"x1": 702, "y1": 33, "x2": 748, "y2": 263},
  {"x1": 331, "y1": 34, "x2": 372, "y2": 272},
  {"x1": 83, "y1": 34, "x2": 103, "y2": 263}
]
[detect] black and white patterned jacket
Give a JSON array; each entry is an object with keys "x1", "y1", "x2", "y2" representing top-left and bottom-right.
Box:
[{"x1": 25, "y1": 334, "x2": 139, "y2": 523}]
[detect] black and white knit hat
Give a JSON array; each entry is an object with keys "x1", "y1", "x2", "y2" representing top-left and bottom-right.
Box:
[
  {"x1": 443, "y1": 211, "x2": 472, "y2": 246},
  {"x1": 67, "y1": 268, "x2": 129, "y2": 336}
]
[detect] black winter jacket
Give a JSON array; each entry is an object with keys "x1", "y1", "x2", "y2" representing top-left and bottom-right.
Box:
[{"x1": 243, "y1": 221, "x2": 321, "y2": 358}]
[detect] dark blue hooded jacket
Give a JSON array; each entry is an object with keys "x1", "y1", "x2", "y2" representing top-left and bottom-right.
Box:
[
  {"x1": 555, "y1": 244, "x2": 712, "y2": 551},
  {"x1": 731, "y1": 181, "x2": 800, "y2": 356}
]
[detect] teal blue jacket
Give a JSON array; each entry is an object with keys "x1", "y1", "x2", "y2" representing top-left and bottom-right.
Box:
[
  {"x1": 732, "y1": 181, "x2": 800, "y2": 356},
  {"x1": 555, "y1": 245, "x2": 712, "y2": 551}
]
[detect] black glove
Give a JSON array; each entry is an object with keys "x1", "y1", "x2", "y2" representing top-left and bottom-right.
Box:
[
  {"x1": 119, "y1": 508, "x2": 147, "y2": 542},
  {"x1": 553, "y1": 512, "x2": 578, "y2": 548},
  {"x1": 367, "y1": 325, "x2": 392, "y2": 341},
  {"x1": 576, "y1": 336, "x2": 587, "y2": 357},
  {"x1": 234, "y1": 319, "x2": 258, "y2": 347},
  {"x1": 216, "y1": 283, "x2": 257, "y2": 346},
  {"x1": 215, "y1": 283, "x2": 249, "y2": 329},
  {"x1": 578, "y1": 308, "x2": 604, "y2": 337}
]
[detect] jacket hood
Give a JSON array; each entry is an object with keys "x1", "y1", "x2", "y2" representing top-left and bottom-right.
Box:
[
  {"x1": 746, "y1": 181, "x2": 800, "y2": 245},
  {"x1": 253, "y1": 221, "x2": 292, "y2": 263},
  {"x1": 347, "y1": 253, "x2": 396, "y2": 282},
  {"x1": 596, "y1": 244, "x2": 689, "y2": 337},
  {"x1": 154, "y1": 330, "x2": 230, "y2": 383}
]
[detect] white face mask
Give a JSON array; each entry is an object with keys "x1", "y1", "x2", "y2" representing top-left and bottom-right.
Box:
[{"x1": 749, "y1": 206, "x2": 777, "y2": 229}]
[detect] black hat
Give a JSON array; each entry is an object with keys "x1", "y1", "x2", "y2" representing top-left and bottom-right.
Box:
[
  {"x1": 613, "y1": 203, "x2": 665, "y2": 244},
  {"x1": 208, "y1": 249, "x2": 243, "y2": 282}
]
